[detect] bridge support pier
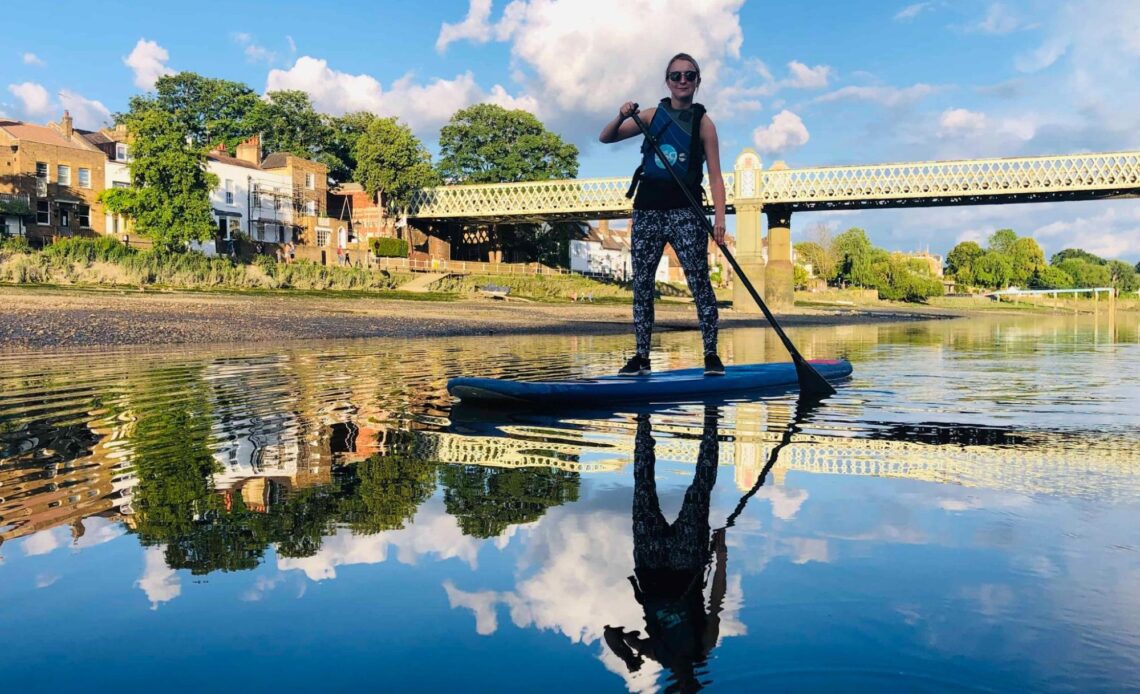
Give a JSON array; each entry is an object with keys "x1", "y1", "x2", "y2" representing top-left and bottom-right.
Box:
[
  {"x1": 763, "y1": 204, "x2": 794, "y2": 311},
  {"x1": 731, "y1": 200, "x2": 765, "y2": 313}
]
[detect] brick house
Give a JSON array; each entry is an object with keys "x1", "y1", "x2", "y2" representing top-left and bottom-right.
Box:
[
  {"x1": 327, "y1": 183, "x2": 450, "y2": 263},
  {"x1": 0, "y1": 111, "x2": 107, "y2": 245}
]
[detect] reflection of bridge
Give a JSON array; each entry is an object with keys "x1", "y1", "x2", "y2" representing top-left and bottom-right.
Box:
[
  {"x1": 415, "y1": 426, "x2": 1140, "y2": 500},
  {"x1": 407, "y1": 149, "x2": 1140, "y2": 311}
]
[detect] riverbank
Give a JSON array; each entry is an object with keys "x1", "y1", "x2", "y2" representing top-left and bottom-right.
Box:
[{"x1": 0, "y1": 285, "x2": 957, "y2": 350}]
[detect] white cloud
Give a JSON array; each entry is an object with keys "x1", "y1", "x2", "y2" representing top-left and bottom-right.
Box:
[
  {"x1": 124, "y1": 38, "x2": 174, "y2": 90},
  {"x1": 939, "y1": 108, "x2": 987, "y2": 135},
  {"x1": 436, "y1": 0, "x2": 745, "y2": 127},
  {"x1": 137, "y1": 546, "x2": 181, "y2": 609},
  {"x1": 286, "y1": 35, "x2": 297, "y2": 54},
  {"x1": 786, "y1": 61, "x2": 832, "y2": 90},
  {"x1": 814, "y1": 83, "x2": 940, "y2": 108},
  {"x1": 232, "y1": 32, "x2": 277, "y2": 64},
  {"x1": 1015, "y1": 37, "x2": 1070, "y2": 73},
  {"x1": 894, "y1": 2, "x2": 932, "y2": 21},
  {"x1": 59, "y1": 89, "x2": 112, "y2": 130},
  {"x1": 970, "y1": 3, "x2": 1036, "y2": 34},
  {"x1": 752, "y1": 110, "x2": 810, "y2": 155},
  {"x1": 266, "y1": 56, "x2": 536, "y2": 137},
  {"x1": 436, "y1": 0, "x2": 495, "y2": 53},
  {"x1": 7, "y1": 81, "x2": 53, "y2": 118},
  {"x1": 22, "y1": 527, "x2": 66, "y2": 556},
  {"x1": 22, "y1": 52, "x2": 45, "y2": 66}
]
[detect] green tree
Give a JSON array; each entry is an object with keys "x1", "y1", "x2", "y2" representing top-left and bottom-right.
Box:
[
  {"x1": 987, "y1": 228, "x2": 1018, "y2": 255},
  {"x1": 322, "y1": 111, "x2": 381, "y2": 183},
  {"x1": 353, "y1": 117, "x2": 440, "y2": 209},
  {"x1": 793, "y1": 263, "x2": 809, "y2": 289},
  {"x1": 794, "y1": 241, "x2": 837, "y2": 281},
  {"x1": 832, "y1": 227, "x2": 873, "y2": 285},
  {"x1": 437, "y1": 104, "x2": 579, "y2": 183},
  {"x1": 945, "y1": 241, "x2": 985, "y2": 285},
  {"x1": 253, "y1": 90, "x2": 330, "y2": 161},
  {"x1": 440, "y1": 465, "x2": 580, "y2": 538},
  {"x1": 107, "y1": 100, "x2": 218, "y2": 253},
  {"x1": 1007, "y1": 236, "x2": 1046, "y2": 286},
  {"x1": 878, "y1": 255, "x2": 944, "y2": 302},
  {"x1": 973, "y1": 252, "x2": 1013, "y2": 288},
  {"x1": 136, "y1": 72, "x2": 262, "y2": 150},
  {"x1": 1105, "y1": 259, "x2": 1138, "y2": 293},
  {"x1": 1050, "y1": 248, "x2": 1105, "y2": 266},
  {"x1": 1030, "y1": 265, "x2": 1075, "y2": 289},
  {"x1": 1058, "y1": 258, "x2": 1112, "y2": 287}
]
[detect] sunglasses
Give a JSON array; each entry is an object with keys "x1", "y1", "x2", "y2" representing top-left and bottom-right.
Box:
[{"x1": 667, "y1": 70, "x2": 699, "y2": 83}]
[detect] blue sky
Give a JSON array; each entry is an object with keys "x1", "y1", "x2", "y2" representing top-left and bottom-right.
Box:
[{"x1": 3, "y1": 0, "x2": 1139, "y2": 261}]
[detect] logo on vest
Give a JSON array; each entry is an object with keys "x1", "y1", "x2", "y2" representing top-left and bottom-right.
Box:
[{"x1": 653, "y1": 145, "x2": 687, "y2": 170}]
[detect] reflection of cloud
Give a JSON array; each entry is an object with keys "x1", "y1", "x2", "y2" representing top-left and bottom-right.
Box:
[
  {"x1": 789, "y1": 538, "x2": 830, "y2": 564},
  {"x1": 36, "y1": 573, "x2": 60, "y2": 589},
  {"x1": 755, "y1": 484, "x2": 808, "y2": 521},
  {"x1": 22, "y1": 528, "x2": 67, "y2": 556},
  {"x1": 241, "y1": 573, "x2": 286, "y2": 602},
  {"x1": 961, "y1": 583, "x2": 1016, "y2": 618},
  {"x1": 73, "y1": 517, "x2": 126, "y2": 549},
  {"x1": 277, "y1": 500, "x2": 482, "y2": 581},
  {"x1": 443, "y1": 502, "x2": 749, "y2": 692},
  {"x1": 137, "y1": 546, "x2": 181, "y2": 609}
]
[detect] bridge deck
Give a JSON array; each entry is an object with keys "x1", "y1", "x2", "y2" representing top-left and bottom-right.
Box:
[{"x1": 407, "y1": 150, "x2": 1140, "y2": 222}]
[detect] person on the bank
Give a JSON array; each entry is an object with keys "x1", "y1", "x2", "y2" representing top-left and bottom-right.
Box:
[{"x1": 599, "y1": 52, "x2": 726, "y2": 377}]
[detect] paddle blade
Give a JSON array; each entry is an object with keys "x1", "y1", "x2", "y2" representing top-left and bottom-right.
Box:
[{"x1": 794, "y1": 356, "x2": 837, "y2": 396}]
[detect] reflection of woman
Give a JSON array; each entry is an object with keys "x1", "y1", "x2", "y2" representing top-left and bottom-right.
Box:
[{"x1": 605, "y1": 409, "x2": 727, "y2": 692}]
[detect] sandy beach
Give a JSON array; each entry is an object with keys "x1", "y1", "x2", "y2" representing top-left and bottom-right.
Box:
[{"x1": 0, "y1": 285, "x2": 954, "y2": 349}]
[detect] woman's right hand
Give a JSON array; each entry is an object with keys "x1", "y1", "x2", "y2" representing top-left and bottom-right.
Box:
[{"x1": 619, "y1": 101, "x2": 639, "y2": 120}]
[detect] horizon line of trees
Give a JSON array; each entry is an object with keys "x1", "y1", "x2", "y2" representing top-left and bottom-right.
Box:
[
  {"x1": 99, "y1": 71, "x2": 580, "y2": 258},
  {"x1": 946, "y1": 229, "x2": 1138, "y2": 293},
  {"x1": 794, "y1": 227, "x2": 945, "y2": 302}
]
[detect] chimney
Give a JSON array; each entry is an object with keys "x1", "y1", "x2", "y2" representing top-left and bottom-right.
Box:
[
  {"x1": 61, "y1": 110, "x2": 73, "y2": 138},
  {"x1": 236, "y1": 134, "x2": 261, "y2": 165}
]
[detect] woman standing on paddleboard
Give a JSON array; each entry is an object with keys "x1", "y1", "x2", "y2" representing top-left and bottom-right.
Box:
[{"x1": 599, "y1": 52, "x2": 727, "y2": 377}]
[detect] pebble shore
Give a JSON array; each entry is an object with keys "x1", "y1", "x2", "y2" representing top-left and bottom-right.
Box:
[{"x1": 0, "y1": 286, "x2": 948, "y2": 350}]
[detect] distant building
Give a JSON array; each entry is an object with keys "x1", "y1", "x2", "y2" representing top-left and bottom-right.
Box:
[
  {"x1": 0, "y1": 111, "x2": 107, "y2": 245},
  {"x1": 571, "y1": 219, "x2": 735, "y2": 286},
  {"x1": 78, "y1": 124, "x2": 133, "y2": 240}
]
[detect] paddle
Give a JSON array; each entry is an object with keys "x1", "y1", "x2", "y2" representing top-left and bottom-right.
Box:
[
  {"x1": 629, "y1": 107, "x2": 836, "y2": 396},
  {"x1": 720, "y1": 391, "x2": 825, "y2": 530}
]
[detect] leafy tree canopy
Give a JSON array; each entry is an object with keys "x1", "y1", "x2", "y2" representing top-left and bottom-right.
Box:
[
  {"x1": 973, "y1": 252, "x2": 1013, "y2": 289},
  {"x1": 794, "y1": 241, "x2": 837, "y2": 281},
  {"x1": 987, "y1": 228, "x2": 1018, "y2": 255},
  {"x1": 109, "y1": 100, "x2": 218, "y2": 252},
  {"x1": 946, "y1": 241, "x2": 985, "y2": 282},
  {"x1": 253, "y1": 90, "x2": 329, "y2": 162},
  {"x1": 353, "y1": 117, "x2": 440, "y2": 209},
  {"x1": 1050, "y1": 247, "x2": 1105, "y2": 266},
  {"x1": 1030, "y1": 265, "x2": 1075, "y2": 290},
  {"x1": 1057, "y1": 258, "x2": 1112, "y2": 288},
  {"x1": 131, "y1": 72, "x2": 262, "y2": 151},
  {"x1": 437, "y1": 104, "x2": 579, "y2": 184},
  {"x1": 1007, "y1": 236, "x2": 1046, "y2": 286}
]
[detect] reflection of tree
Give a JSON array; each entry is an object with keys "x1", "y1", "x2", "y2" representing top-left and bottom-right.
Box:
[
  {"x1": 440, "y1": 465, "x2": 580, "y2": 539},
  {"x1": 339, "y1": 434, "x2": 439, "y2": 534}
]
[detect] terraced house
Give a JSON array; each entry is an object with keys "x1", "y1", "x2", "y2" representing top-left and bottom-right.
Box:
[{"x1": 0, "y1": 111, "x2": 106, "y2": 244}]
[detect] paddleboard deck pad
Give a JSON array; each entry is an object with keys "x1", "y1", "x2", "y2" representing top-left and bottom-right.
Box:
[{"x1": 448, "y1": 359, "x2": 852, "y2": 405}]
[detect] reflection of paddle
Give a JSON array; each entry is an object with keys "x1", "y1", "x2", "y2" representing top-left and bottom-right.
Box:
[
  {"x1": 629, "y1": 107, "x2": 836, "y2": 397},
  {"x1": 721, "y1": 392, "x2": 827, "y2": 529}
]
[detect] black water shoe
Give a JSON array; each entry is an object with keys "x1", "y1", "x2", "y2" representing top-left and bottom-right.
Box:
[
  {"x1": 618, "y1": 355, "x2": 651, "y2": 377},
  {"x1": 704, "y1": 353, "x2": 725, "y2": 376}
]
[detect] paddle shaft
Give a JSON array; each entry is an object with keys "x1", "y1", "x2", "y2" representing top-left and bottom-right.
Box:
[{"x1": 629, "y1": 108, "x2": 835, "y2": 396}]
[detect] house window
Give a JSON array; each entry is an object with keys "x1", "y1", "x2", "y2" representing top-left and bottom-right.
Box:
[
  {"x1": 305, "y1": 173, "x2": 315, "y2": 190},
  {"x1": 78, "y1": 168, "x2": 91, "y2": 188},
  {"x1": 58, "y1": 165, "x2": 71, "y2": 186},
  {"x1": 115, "y1": 144, "x2": 129, "y2": 161},
  {"x1": 316, "y1": 227, "x2": 330, "y2": 247},
  {"x1": 36, "y1": 161, "x2": 48, "y2": 180},
  {"x1": 78, "y1": 205, "x2": 91, "y2": 228},
  {"x1": 224, "y1": 179, "x2": 234, "y2": 205},
  {"x1": 227, "y1": 218, "x2": 241, "y2": 239},
  {"x1": 304, "y1": 200, "x2": 316, "y2": 216},
  {"x1": 113, "y1": 181, "x2": 130, "y2": 189},
  {"x1": 36, "y1": 200, "x2": 50, "y2": 225}
]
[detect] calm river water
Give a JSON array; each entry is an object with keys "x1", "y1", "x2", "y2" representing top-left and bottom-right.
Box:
[{"x1": 1, "y1": 312, "x2": 1138, "y2": 692}]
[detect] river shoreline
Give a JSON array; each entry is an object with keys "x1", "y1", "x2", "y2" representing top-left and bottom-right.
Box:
[{"x1": 1, "y1": 284, "x2": 965, "y2": 350}]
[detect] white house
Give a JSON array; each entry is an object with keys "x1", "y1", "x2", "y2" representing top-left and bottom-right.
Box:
[{"x1": 570, "y1": 220, "x2": 672, "y2": 282}]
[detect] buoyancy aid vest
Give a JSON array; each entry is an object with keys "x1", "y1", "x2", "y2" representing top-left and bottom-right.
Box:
[{"x1": 627, "y1": 98, "x2": 706, "y2": 210}]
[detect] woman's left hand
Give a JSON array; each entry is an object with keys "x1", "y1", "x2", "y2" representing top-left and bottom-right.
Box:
[{"x1": 712, "y1": 223, "x2": 726, "y2": 245}]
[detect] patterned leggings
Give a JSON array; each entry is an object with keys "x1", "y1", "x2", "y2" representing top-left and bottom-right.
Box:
[{"x1": 631, "y1": 208, "x2": 719, "y2": 356}]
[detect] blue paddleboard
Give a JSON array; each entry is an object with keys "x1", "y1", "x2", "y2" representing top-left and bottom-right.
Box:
[{"x1": 448, "y1": 359, "x2": 852, "y2": 405}]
